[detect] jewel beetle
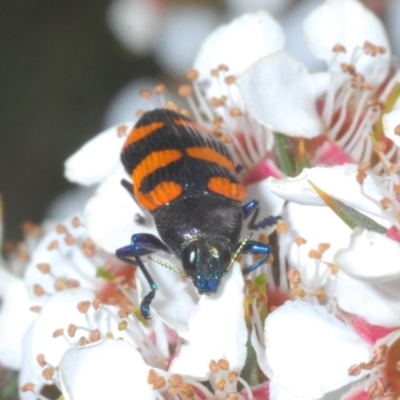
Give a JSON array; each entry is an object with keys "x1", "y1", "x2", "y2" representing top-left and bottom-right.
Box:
[{"x1": 116, "y1": 108, "x2": 279, "y2": 319}]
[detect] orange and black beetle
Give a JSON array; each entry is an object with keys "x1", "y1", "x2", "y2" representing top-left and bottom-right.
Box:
[{"x1": 116, "y1": 108, "x2": 278, "y2": 318}]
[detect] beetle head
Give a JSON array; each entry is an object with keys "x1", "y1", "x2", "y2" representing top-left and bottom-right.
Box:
[{"x1": 180, "y1": 237, "x2": 231, "y2": 294}]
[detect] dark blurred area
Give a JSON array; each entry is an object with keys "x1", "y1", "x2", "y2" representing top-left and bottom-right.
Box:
[{"x1": 0, "y1": 0, "x2": 159, "y2": 240}]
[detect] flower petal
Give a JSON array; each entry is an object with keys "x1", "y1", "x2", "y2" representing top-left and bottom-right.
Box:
[
  {"x1": 335, "y1": 228, "x2": 400, "y2": 281},
  {"x1": 0, "y1": 269, "x2": 36, "y2": 369},
  {"x1": 169, "y1": 264, "x2": 247, "y2": 379},
  {"x1": 59, "y1": 338, "x2": 157, "y2": 400},
  {"x1": 382, "y1": 108, "x2": 400, "y2": 148},
  {"x1": 194, "y1": 10, "x2": 284, "y2": 98},
  {"x1": 266, "y1": 165, "x2": 390, "y2": 223},
  {"x1": 83, "y1": 174, "x2": 158, "y2": 253},
  {"x1": 24, "y1": 216, "x2": 101, "y2": 297},
  {"x1": 240, "y1": 51, "x2": 323, "y2": 138},
  {"x1": 265, "y1": 300, "x2": 369, "y2": 399},
  {"x1": 336, "y1": 269, "x2": 400, "y2": 327},
  {"x1": 64, "y1": 124, "x2": 130, "y2": 186},
  {"x1": 303, "y1": 0, "x2": 390, "y2": 85},
  {"x1": 136, "y1": 256, "x2": 198, "y2": 339}
]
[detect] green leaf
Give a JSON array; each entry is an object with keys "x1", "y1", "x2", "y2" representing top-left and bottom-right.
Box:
[
  {"x1": 240, "y1": 330, "x2": 260, "y2": 387},
  {"x1": 308, "y1": 180, "x2": 387, "y2": 234},
  {"x1": 1, "y1": 375, "x2": 18, "y2": 399},
  {"x1": 373, "y1": 82, "x2": 400, "y2": 141},
  {"x1": 274, "y1": 132, "x2": 295, "y2": 177},
  {"x1": 96, "y1": 267, "x2": 115, "y2": 281}
]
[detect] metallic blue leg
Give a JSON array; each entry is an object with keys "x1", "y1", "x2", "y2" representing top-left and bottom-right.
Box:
[
  {"x1": 238, "y1": 240, "x2": 271, "y2": 275},
  {"x1": 242, "y1": 200, "x2": 281, "y2": 230},
  {"x1": 116, "y1": 234, "x2": 169, "y2": 319}
]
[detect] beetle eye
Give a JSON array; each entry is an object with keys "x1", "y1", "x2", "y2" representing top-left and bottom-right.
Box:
[
  {"x1": 181, "y1": 242, "x2": 198, "y2": 277},
  {"x1": 212, "y1": 240, "x2": 231, "y2": 272}
]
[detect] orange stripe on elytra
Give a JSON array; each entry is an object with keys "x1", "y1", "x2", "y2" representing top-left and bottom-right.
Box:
[
  {"x1": 174, "y1": 119, "x2": 210, "y2": 134},
  {"x1": 208, "y1": 177, "x2": 246, "y2": 202},
  {"x1": 132, "y1": 149, "x2": 182, "y2": 195},
  {"x1": 186, "y1": 147, "x2": 236, "y2": 173},
  {"x1": 137, "y1": 181, "x2": 182, "y2": 211},
  {"x1": 122, "y1": 121, "x2": 164, "y2": 151}
]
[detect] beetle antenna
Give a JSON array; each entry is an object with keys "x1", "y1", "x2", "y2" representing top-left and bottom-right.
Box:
[
  {"x1": 148, "y1": 256, "x2": 188, "y2": 277},
  {"x1": 225, "y1": 232, "x2": 253, "y2": 273}
]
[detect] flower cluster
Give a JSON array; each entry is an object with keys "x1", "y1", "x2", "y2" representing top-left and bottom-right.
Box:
[{"x1": 1, "y1": 1, "x2": 400, "y2": 400}]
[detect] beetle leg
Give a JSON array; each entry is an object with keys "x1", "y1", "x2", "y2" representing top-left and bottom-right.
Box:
[
  {"x1": 116, "y1": 233, "x2": 170, "y2": 319},
  {"x1": 237, "y1": 240, "x2": 271, "y2": 275},
  {"x1": 242, "y1": 200, "x2": 281, "y2": 230}
]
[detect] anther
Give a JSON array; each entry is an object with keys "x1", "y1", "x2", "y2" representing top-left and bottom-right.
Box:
[
  {"x1": 318, "y1": 243, "x2": 330, "y2": 253},
  {"x1": 67, "y1": 279, "x2": 80, "y2": 289},
  {"x1": 118, "y1": 321, "x2": 128, "y2": 330},
  {"x1": 42, "y1": 367, "x2": 54, "y2": 380},
  {"x1": 178, "y1": 84, "x2": 193, "y2": 97},
  {"x1": 312, "y1": 289, "x2": 327, "y2": 300},
  {"x1": 358, "y1": 162, "x2": 371, "y2": 172},
  {"x1": 30, "y1": 306, "x2": 42, "y2": 313},
  {"x1": 79, "y1": 336, "x2": 89, "y2": 346},
  {"x1": 348, "y1": 364, "x2": 361, "y2": 376},
  {"x1": 229, "y1": 108, "x2": 242, "y2": 117},
  {"x1": 37, "y1": 354, "x2": 46, "y2": 367},
  {"x1": 290, "y1": 288, "x2": 306, "y2": 298},
  {"x1": 258, "y1": 233, "x2": 269, "y2": 244},
  {"x1": 228, "y1": 371, "x2": 238, "y2": 383},
  {"x1": 37, "y1": 263, "x2": 50, "y2": 274},
  {"x1": 168, "y1": 374, "x2": 183, "y2": 386},
  {"x1": 218, "y1": 64, "x2": 229, "y2": 71},
  {"x1": 179, "y1": 108, "x2": 191, "y2": 118},
  {"x1": 136, "y1": 109, "x2": 145, "y2": 117},
  {"x1": 332, "y1": 43, "x2": 346, "y2": 52},
  {"x1": 92, "y1": 298, "x2": 102, "y2": 310},
  {"x1": 164, "y1": 101, "x2": 179, "y2": 112},
  {"x1": 211, "y1": 68, "x2": 219, "y2": 77},
  {"x1": 210, "y1": 97, "x2": 226, "y2": 107},
  {"x1": 153, "y1": 376, "x2": 166, "y2": 390},
  {"x1": 68, "y1": 324, "x2": 77, "y2": 338},
  {"x1": 71, "y1": 216, "x2": 81, "y2": 227},
  {"x1": 21, "y1": 221, "x2": 41, "y2": 236},
  {"x1": 356, "y1": 171, "x2": 367, "y2": 184},
  {"x1": 287, "y1": 269, "x2": 301, "y2": 286},
  {"x1": 53, "y1": 328, "x2": 64, "y2": 338},
  {"x1": 33, "y1": 284, "x2": 45, "y2": 297},
  {"x1": 295, "y1": 237, "x2": 307, "y2": 246},
  {"x1": 178, "y1": 383, "x2": 195, "y2": 398},
  {"x1": 65, "y1": 234, "x2": 76, "y2": 246},
  {"x1": 209, "y1": 359, "x2": 219, "y2": 373},
  {"x1": 56, "y1": 224, "x2": 67, "y2": 234},
  {"x1": 380, "y1": 197, "x2": 392, "y2": 210},
  {"x1": 394, "y1": 125, "x2": 400, "y2": 136},
  {"x1": 154, "y1": 84, "x2": 166, "y2": 95},
  {"x1": 374, "y1": 141, "x2": 386, "y2": 152},
  {"x1": 308, "y1": 249, "x2": 322, "y2": 259},
  {"x1": 21, "y1": 383, "x2": 35, "y2": 392},
  {"x1": 226, "y1": 393, "x2": 240, "y2": 400},
  {"x1": 117, "y1": 125, "x2": 127, "y2": 137},
  {"x1": 215, "y1": 378, "x2": 226, "y2": 391},
  {"x1": 185, "y1": 69, "x2": 199, "y2": 81},
  {"x1": 47, "y1": 240, "x2": 59, "y2": 250},
  {"x1": 77, "y1": 301, "x2": 91, "y2": 313},
  {"x1": 89, "y1": 329, "x2": 101, "y2": 342},
  {"x1": 361, "y1": 83, "x2": 373, "y2": 91},
  {"x1": 218, "y1": 359, "x2": 229, "y2": 370},
  {"x1": 54, "y1": 278, "x2": 67, "y2": 291},
  {"x1": 277, "y1": 220, "x2": 288, "y2": 233},
  {"x1": 225, "y1": 75, "x2": 236, "y2": 85},
  {"x1": 148, "y1": 369, "x2": 157, "y2": 384},
  {"x1": 140, "y1": 89, "x2": 152, "y2": 99}
]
